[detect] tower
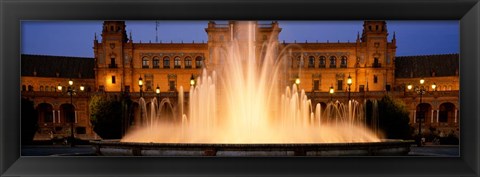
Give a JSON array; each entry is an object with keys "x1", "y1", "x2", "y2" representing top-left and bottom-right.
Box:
[
  {"x1": 93, "y1": 21, "x2": 128, "y2": 92},
  {"x1": 356, "y1": 21, "x2": 396, "y2": 91}
]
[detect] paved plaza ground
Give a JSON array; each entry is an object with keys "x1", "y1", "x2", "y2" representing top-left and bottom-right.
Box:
[{"x1": 21, "y1": 144, "x2": 459, "y2": 156}]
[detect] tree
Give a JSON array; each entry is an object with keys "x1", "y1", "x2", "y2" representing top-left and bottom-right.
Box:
[
  {"x1": 377, "y1": 95, "x2": 413, "y2": 140},
  {"x1": 21, "y1": 97, "x2": 38, "y2": 145},
  {"x1": 89, "y1": 95, "x2": 123, "y2": 139}
]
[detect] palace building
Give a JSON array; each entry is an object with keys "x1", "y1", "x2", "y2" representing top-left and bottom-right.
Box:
[{"x1": 21, "y1": 21, "x2": 459, "y2": 141}]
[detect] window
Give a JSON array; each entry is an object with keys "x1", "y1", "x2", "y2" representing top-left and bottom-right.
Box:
[
  {"x1": 313, "y1": 80, "x2": 320, "y2": 91},
  {"x1": 185, "y1": 57, "x2": 192, "y2": 68},
  {"x1": 195, "y1": 56, "x2": 203, "y2": 68},
  {"x1": 373, "y1": 75, "x2": 378, "y2": 83},
  {"x1": 297, "y1": 56, "x2": 302, "y2": 68},
  {"x1": 109, "y1": 57, "x2": 117, "y2": 68},
  {"x1": 337, "y1": 80, "x2": 343, "y2": 90},
  {"x1": 174, "y1": 56, "x2": 181, "y2": 68},
  {"x1": 359, "y1": 85, "x2": 365, "y2": 92},
  {"x1": 163, "y1": 57, "x2": 170, "y2": 68},
  {"x1": 319, "y1": 56, "x2": 326, "y2": 68},
  {"x1": 373, "y1": 57, "x2": 381, "y2": 68},
  {"x1": 308, "y1": 56, "x2": 315, "y2": 68},
  {"x1": 112, "y1": 76, "x2": 116, "y2": 84},
  {"x1": 153, "y1": 57, "x2": 160, "y2": 68},
  {"x1": 169, "y1": 81, "x2": 176, "y2": 91},
  {"x1": 145, "y1": 74, "x2": 153, "y2": 91},
  {"x1": 340, "y1": 56, "x2": 347, "y2": 68},
  {"x1": 329, "y1": 56, "x2": 336, "y2": 68},
  {"x1": 142, "y1": 57, "x2": 149, "y2": 68}
]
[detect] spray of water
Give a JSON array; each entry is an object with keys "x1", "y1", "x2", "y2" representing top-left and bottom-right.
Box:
[{"x1": 122, "y1": 21, "x2": 381, "y2": 144}]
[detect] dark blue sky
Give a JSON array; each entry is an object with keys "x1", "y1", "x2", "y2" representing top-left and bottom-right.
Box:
[{"x1": 21, "y1": 21, "x2": 459, "y2": 58}]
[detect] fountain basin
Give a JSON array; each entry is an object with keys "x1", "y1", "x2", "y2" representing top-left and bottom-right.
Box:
[{"x1": 90, "y1": 140, "x2": 414, "y2": 156}]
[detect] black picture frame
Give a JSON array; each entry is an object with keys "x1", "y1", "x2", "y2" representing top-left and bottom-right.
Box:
[{"x1": 1, "y1": 0, "x2": 479, "y2": 176}]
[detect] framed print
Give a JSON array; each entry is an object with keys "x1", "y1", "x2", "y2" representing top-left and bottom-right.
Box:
[{"x1": 1, "y1": 0, "x2": 479, "y2": 176}]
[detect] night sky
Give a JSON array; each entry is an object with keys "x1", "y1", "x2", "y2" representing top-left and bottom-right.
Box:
[{"x1": 21, "y1": 21, "x2": 459, "y2": 58}]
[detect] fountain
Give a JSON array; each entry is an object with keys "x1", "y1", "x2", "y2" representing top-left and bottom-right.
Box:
[{"x1": 91, "y1": 21, "x2": 412, "y2": 156}]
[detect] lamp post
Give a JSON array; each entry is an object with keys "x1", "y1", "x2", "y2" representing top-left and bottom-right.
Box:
[
  {"x1": 138, "y1": 77, "x2": 143, "y2": 98},
  {"x1": 138, "y1": 77, "x2": 144, "y2": 125},
  {"x1": 190, "y1": 74, "x2": 196, "y2": 87},
  {"x1": 407, "y1": 78, "x2": 436, "y2": 147},
  {"x1": 156, "y1": 85, "x2": 161, "y2": 104},
  {"x1": 295, "y1": 77, "x2": 300, "y2": 88},
  {"x1": 329, "y1": 85, "x2": 334, "y2": 102},
  {"x1": 347, "y1": 75, "x2": 352, "y2": 102},
  {"x1": 62, "y1": 79, "x2": 83, "y2": 147}
]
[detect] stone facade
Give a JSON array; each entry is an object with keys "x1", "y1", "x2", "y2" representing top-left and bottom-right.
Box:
[{"x1": 21, "y1": 20, "x2": 459, "y2": 140}]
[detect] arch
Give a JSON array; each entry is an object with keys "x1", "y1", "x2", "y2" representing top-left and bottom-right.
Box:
[
  {"x1": 163, "y1": 56, "x2": 170, "y2": 68},
  {"x1": 59, "y1": 103, "x2": 75, "y2": 123},
  {"x1": 37, "y1": 103, "x2": 54, "y2": 123},
  {"x1": 308, "y1": 56, "x2": 315, "y2": 68},
  {"x1": 174, "y1": 56, "x2": 181, "y2": 68},
  {"x1": 50, "y1": 86, "x2": 55, "y2": 92},
  {"x1": 142, "y1": 57, "x2": 150, "y2": 68},
  {"x1": 319, "y1": 56, "x2": 326, "y2": 68},
  {"x1": 329, "y1": 56, "x2": 337, "y2": 68},
  {"x1": 152, "y1": 57, "x2": 160, "y2": 68},
  {"x1": 40, "y1": 86, "x2": 44, "y2": 91},
  {"x1": 340, "y1": 56, "x2": 347, "y2": 68},
  {"x1": 28, "y1": 85, "x2": 34, "y2": 91},
  {"x1": 185, "y1": 56, "x2": 192, "y2": 68},
  {"x1": 416, "y1": 103, "x2": 432, "y2": 124},
  {"x1": 448, "y1": 85, "x2": 452, "y2": 91},
  {"x1": 22, "y1": 85, "x2": 26, "y2": 91},
  {"x1": 195, "y1": 56, "x2": 203, "y2": 68},
  {"x1": 438, "y1": 102, "x2": 455, "y2": 123}
]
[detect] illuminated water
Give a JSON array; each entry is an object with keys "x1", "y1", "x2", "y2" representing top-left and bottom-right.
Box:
[{"x1": 122, "y1": 21, "x2": 381, "y2": 143}]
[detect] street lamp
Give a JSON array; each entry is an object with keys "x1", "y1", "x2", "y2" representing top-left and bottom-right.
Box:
[
  {"x1": 65, "y1": 79, "x2": 85, "y2": 147},
  {"x1": 156, "y1": 85, "x2": 161, "y2": 103},
  {"x1": 329, "y1": 85, "x2": 334, "y2": 102},
  {"x1": 138, "y1": 77, "x2": 143, "y2": 97},
  {"x1": 190, "y1": 74, "x2": 196, "y2": 87},
  {"x1": 57, "y1": 84, "x2": 62, "y2": 92},
  {"x1": 295, "y1": 77, "x2": 300, "y2": 86},
  {"x1": 347, "y1": 75, "x2": 352, "y2": 102},
  {"x1": 407, "y1": 78, "x2": 436, "y2": 147}
]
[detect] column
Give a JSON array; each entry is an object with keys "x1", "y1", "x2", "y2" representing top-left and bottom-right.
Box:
[
  {"x1": 454, "y1": 109, "x2": 458, "y2": 123},
  {"x1": 413, "y1": 110, "x2": 416, "y2": 123},
  {"x1": 58, "y1": 110, "x2": 61, "y2": 123},
  {"x1": 53, "y1": 110, "x2": 56, "y2": 123},
  {"x1": 436, "y1": 110, "x2": 439, "y2": 123},
  {"x1": 431, "y1": 110, "x2": 434, "y2": 123},
  {"x1": 75, "y1": 111, "x2": 78, "y2": 123}
]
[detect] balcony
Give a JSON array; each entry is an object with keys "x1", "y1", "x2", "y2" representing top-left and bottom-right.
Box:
[
  {"x1": 108, "y1": 64, "x2": 118, "y2": 68},
  {"x1": 153, "y1": 65, "x2": 160, "y2": 69},
  {"x1": 340, "y1": 64, "x2": 347, "y2": 68},
  {"x1": 142, "y1": 65, "x2": 149, "y2": 69},
  {"x1": 372, "y1": 63, "x2": 382, "y2": 68}
]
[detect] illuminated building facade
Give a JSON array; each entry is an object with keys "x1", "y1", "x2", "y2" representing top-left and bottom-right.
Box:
[{"x1": 21, "y1": 21, "x2": 459, "y2": 140}]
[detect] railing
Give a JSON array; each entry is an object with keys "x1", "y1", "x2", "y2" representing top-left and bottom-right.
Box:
[
  {"x1": 108, "y1": 64, "x2": 118, "y2": 68},
  {"x1": 372, "y1": 63, "x2": 382, "y2": 68},
  {"x1": 22, "y1": 90, "x2": 458, "y2": 100}
]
